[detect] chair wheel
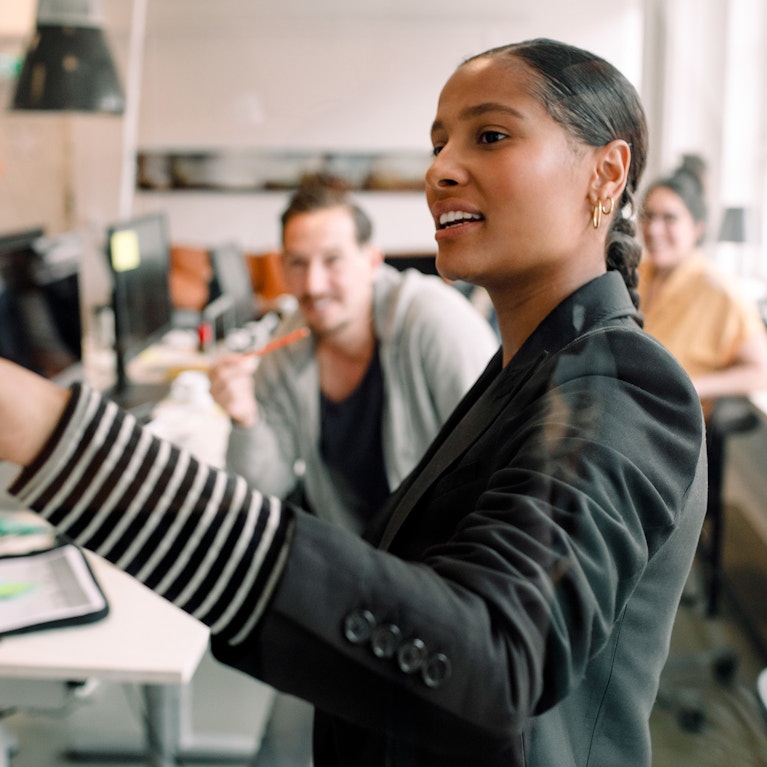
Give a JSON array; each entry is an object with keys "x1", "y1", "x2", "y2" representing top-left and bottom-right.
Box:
[
  {"x1": 711, "y1": 648, "x2": 738, "y2": 683},
  {"x1": 677, "y1": 704, "x2": 706, "y2": 733}
]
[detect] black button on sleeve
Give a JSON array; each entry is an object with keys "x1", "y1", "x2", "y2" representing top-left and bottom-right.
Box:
[
  {"x1": 397, "y1": 638, "x2": 428, "y2": 673},
  {"x1": 370, "y1": 624, "x2": 402, "y2": 659},
  {"x1": 343, "y1": 609, "x2": 376, "y2": 645},
  {"x1": 421, "y1": 652, "x2": 452, "y2": 688}
]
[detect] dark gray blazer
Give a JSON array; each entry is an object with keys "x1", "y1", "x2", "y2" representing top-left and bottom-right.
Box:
[{"x1": 213, "y1": 271, "x2": 707, "y2": 767}]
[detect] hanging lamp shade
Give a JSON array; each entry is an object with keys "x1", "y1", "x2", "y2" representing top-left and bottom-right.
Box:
[{"x1": 12, "y1": 0, "x2": 125, "y2": 114}]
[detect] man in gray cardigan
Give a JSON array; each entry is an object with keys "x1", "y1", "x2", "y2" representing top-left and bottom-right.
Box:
[{"x1": 210, "y1": 180, "x2": 498, "y2": 534}]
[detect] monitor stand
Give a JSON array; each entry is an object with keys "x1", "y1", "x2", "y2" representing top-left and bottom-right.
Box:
[
  {"x1": 103, "y1": 380, "x2": 170, "y2": 423},
  {"x1": 104, "y1": 347, "x2": 170, "y2": 422}
]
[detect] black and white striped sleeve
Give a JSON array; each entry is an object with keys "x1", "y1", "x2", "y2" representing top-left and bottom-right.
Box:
[{"x1": 8, "y1": 382, "x2": 295, "y2": 645}]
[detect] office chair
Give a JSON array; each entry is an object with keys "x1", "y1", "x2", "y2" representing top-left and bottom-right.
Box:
[
  {"x1": 209, "y1": 242, "x2": 259, "y2": 328},
  {"x1": 700, "y1": 397, "x2": 760, "y2": 616},
  {"x1": 758, "y1": 667, "x2": 767, "y2": 723},
  {"x1": 656, "y1": 396, "x2": 760, "y2": 732}
]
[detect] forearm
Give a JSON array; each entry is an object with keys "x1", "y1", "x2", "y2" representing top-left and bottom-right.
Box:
[
  {"x1": 695, "y1": 333, "x2": 767, "y2": 400},
  {"x1": 694, "y1": 363, "x2": 767, "y2": 400},
  {"x1": 8, "y1": 381, "x2": 295, "y2": 644},
  {"x1": 0, "y1": 359, "x2": 71, "y2": 467}
]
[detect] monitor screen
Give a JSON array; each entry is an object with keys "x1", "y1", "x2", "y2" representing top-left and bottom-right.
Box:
[
  {"x1": 0, "y1": 227, "x2": 84, "y2": 381},
  {"x1": 384, "y1": 253, "x2": 439, "y2": 276},
  {"x1": 105, "y1": 212, "x2": 173, "y2": 409}
]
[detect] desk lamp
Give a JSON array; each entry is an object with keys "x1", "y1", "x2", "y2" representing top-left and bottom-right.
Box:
[
  {"x1": 718, "y1": 206, "x2": 748, "y2": 245},
  {"x1": 716, "y1": 205, "x2": 750, "y2": 274},
  {"x1": 12, "y1": 0, "x2": 124, "y2": 114}
]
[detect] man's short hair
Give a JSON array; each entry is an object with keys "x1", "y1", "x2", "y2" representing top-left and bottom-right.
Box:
[{"x1": 280, "y1": 174, "x2": 373, "y2": 246}]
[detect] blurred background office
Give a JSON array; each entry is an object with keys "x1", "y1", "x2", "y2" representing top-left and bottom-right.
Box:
[
  {"x1": 2, "y1": 1, "x2": 767, "y2": 765},
  {"x1": 0, "y1": 0, "x2": 763, "y2": 313}
]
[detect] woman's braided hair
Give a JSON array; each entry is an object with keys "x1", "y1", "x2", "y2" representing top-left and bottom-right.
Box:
[{"x1": 465, "y1": 39, "x2": 649, "y2": 312}]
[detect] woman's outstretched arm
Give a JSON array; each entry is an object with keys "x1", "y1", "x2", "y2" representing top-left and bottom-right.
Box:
[{"x1": 0, "y1": 359, "x2": 295, "y2": 644}]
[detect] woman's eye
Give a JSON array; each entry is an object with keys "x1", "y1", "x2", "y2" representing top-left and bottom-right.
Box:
[
  {"x1": 478, "y1": 131, "x2": 508, "y2": 145},
  {"x1": 431, "y1": 144, "x2": 444, "y2": 157}
]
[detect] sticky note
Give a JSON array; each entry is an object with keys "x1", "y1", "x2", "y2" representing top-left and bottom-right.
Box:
[{"x1": 110, "y1": 229, "x2": 140, "y2": 272}]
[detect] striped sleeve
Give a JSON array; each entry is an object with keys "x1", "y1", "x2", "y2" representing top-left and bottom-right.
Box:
[{"x1": 8, "y1": 383, "x2": 295, "y2": 645}]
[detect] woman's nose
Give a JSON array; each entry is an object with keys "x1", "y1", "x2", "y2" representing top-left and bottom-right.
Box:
[
  {"x1": 643, "y1": 216, "x2": 665, "y2": 237},
  {"x1": 425, "y1": 146, "x2": 463, "y2": 190}
]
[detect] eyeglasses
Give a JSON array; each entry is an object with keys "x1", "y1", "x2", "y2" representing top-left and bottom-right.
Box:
[{"x1": 638, "y1": 211, "x2": 680, "y2": 226}]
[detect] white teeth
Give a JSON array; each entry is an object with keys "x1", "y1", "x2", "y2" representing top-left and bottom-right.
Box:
[{"x1": 439, "y1": 211, "x2": 482, "y2": 226}]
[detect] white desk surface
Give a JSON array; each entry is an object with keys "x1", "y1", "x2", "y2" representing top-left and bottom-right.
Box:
[
  {"x1": 0, "y1": 548, "x2": 209, "y2": 686},
  {"x1": 0, "y1": 358, "x2": 225, "y2": 689},
  {"x1": 749, "y1": 390, "x2": 767, "y2": 419}
]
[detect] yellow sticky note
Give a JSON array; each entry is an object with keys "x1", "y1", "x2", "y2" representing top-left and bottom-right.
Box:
[{"x1": 110, "y1": 229, "x2": 140, "y2": 272}]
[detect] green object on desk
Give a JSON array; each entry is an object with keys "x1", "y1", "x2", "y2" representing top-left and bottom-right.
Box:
[{"x1": 0, "y1": 581, "x2": 36, "y2": 600}]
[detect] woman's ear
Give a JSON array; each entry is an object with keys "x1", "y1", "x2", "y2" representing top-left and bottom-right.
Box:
[{"x1": 589, "y1": 139, "x2": 631, "y2": 203}]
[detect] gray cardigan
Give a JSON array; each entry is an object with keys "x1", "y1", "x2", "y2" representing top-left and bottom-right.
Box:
[{"x1": 226, "y1": 264, "x2": 498, "y2": 532}]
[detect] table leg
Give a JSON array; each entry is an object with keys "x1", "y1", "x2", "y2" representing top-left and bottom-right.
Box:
[
  {"x1": 64, "y1": 680, "x2": 256, "y2": 763},
  {"x1": 143, "y1": 683, "x2": 181, "y2": 767},
  {"x1": 0, "y1": 720, "x2": 14, "y2": 767}
]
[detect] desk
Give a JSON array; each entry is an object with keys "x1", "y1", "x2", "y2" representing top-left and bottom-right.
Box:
[
  {"x1": 0, "y1": 539, "x2": 209, "y2": 767},
  {"x1": 749, "y1": 390, "x2": 767, "y2": 420}
]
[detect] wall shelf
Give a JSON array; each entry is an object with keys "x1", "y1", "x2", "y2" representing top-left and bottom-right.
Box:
[{"x1": 136, "y1": 149, "x2": 429, "y2": 194}]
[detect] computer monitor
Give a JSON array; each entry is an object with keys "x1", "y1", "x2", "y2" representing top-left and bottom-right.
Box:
[
  {"x1": 105, "y1": 211, "x2": 174, "y2": 412},
  {"x1": 209, "y1": 242, "x2": 258, "y2": 327},
  {"x1": 0, "y1": 227, "x2": 84, "y2": 382},
  {"x1": 384, "y1": 252, "x2": 439, "y2": 276}
]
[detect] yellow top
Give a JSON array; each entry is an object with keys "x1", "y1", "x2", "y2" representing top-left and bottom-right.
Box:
[{"x1": 638, "y1": 251, "x2": 765, "y2": 412}]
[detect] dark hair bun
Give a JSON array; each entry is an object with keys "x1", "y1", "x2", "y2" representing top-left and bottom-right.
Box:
[{"x1": 676, "y1": 153, "x2": 707, "y2": 195}]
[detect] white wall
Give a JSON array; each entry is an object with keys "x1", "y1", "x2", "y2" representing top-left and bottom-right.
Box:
[{"x1": 122, "y1": 1, "x2": 643, "y2": 251}]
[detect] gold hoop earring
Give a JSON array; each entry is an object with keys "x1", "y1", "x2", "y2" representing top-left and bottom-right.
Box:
[
  {"x1": 601, "y1": 196, "x2": 614, "y2": 216},
  {"x1": 592, "y1": 202, "x2": 601, "y2": 230}
]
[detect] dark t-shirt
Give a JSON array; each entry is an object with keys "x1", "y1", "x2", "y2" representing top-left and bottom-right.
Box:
[{"x1": 319, "y1": 348, "x2": 390, "y2": 525}]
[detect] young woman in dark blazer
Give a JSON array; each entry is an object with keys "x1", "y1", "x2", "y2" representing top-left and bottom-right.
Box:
[{"x1": 0, "y1": 38, "x2": 706, "y2": 767}]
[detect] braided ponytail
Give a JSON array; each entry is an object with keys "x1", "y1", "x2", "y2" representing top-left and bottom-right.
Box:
[{"x1": 606, "y1": 188, "x2": 643, "y2": 315}]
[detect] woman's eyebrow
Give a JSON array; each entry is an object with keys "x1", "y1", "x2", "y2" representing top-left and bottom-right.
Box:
[
  {"x1": 431, "y1": 102, "x2": 525, "y2": 134},
  {"x1": 461, "y1": 102, "x2": 525, "y2": 120}
]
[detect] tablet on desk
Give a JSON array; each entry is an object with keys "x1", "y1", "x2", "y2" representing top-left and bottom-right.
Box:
[{"x1": 0, "y1": 541, "x2": 109, "y2": 637}]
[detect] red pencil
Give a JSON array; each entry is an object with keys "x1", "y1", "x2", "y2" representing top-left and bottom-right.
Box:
[{"x1": 243, "y1": 326, "x2": 310, "y2": 358}]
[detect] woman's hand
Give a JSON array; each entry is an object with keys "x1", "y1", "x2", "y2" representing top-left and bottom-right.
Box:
[{"x1": 0, "y1": 360, "x2": 71, "y2": 466}]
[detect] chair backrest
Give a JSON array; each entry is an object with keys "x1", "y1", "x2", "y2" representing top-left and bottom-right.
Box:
[{"x1": 209, "y1": 242, "x2": 258, "y2": 326}]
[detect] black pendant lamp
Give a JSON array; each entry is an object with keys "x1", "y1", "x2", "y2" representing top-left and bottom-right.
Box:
[{"x1": 13, "y1": 0, "x2": 125, "y2": 114}]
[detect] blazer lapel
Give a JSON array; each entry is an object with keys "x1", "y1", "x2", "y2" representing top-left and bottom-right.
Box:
[
  {"x1": 377, "y1": 272, "x2": 640, "y2": 552},
  {"x1": 378, "y1": 351, "x2": 543, "y2": 550}
]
